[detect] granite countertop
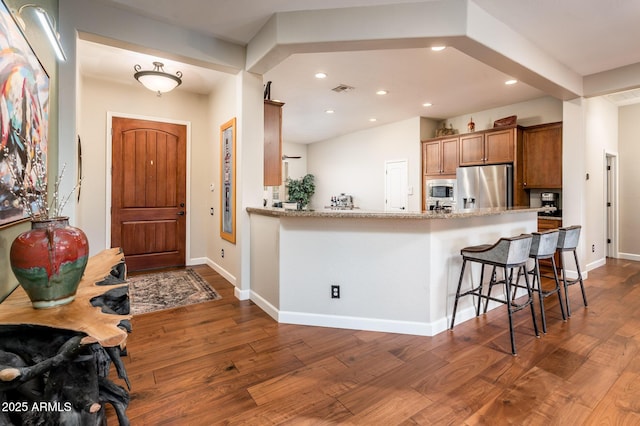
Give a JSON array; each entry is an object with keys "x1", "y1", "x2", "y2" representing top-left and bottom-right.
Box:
[{"x1": 247, "y1": 206, "x2": 554, "y2": 220}]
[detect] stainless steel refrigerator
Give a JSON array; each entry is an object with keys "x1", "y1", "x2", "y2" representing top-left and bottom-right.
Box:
[{"x1": 456, "y1": 164, "x2": 513, "y2": 209}]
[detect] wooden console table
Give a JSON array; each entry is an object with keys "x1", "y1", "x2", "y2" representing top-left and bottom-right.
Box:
[{"x1": 0, "y1": 248, "x2": 132, "y2": 425}]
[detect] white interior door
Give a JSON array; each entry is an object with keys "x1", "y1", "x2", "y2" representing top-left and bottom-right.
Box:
[{"x1": 385, "y1": 160, "x2": 408, "y2": 212}]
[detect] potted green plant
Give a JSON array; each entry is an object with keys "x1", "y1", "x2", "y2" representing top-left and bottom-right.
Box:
[{"x1": 286, "y1": 174, "x2": 315, "y2": 210}]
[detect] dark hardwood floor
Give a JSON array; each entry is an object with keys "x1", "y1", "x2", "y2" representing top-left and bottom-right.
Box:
[{"x1": 107, "y1": 258, "x2": 640, "y2": 425}]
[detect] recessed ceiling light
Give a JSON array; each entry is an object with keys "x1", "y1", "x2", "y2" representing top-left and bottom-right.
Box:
[
  {"x1": 325, "y1": 109, "x2": 335, "y2": 114},
  {"x1": 505, "y1": 79, "x2": 518, "y2": 85},
  {"x1": 369, "y1": 118, "x2": 377, "y2": 122},
  {"x1": 422, "y1": 102, "x2": 433, "y2": 107},
  {"x1": 315, "y1": 72, "x2": 328, "y2": 79},
  {"x1": 431, "y1": 46, "x2": 446, "y2": 51},
  {"x1": 376, "y1": 90, "x2": 388, "y2": 95}
]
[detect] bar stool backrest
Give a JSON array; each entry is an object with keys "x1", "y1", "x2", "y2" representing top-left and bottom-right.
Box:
[
  {"x1": 505, "y1": 234, "x2": 533, "y2": 265},
  {"x1": 557, "y1": 225, "x2": 581, "y2": 250},
  {"x1": 531, "y1": 230, "x2": 559, "y2": 257}
]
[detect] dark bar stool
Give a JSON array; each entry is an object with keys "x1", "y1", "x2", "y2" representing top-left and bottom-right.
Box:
[
  {"x1": 557, "y1": 225, "x2": 587, "y2": 316},
  {"x1": 450, "y1": 234, "x2": 539, "y2": 355},
  {"x1": 508, "y1": 230, "x2": 566, "y2": 333}
]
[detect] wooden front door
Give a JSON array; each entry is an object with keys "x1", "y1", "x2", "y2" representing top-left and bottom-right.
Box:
[{"x1": 111, "y1": 117, "x2": 187, "y2": 272}]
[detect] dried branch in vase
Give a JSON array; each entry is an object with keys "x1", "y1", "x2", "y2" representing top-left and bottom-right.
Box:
[{"x1": 1, "y1": 145, "x2": 80, "y2": 220}]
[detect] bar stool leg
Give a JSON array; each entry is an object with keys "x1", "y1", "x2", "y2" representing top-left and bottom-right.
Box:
[
  {"x1": 503, "y1": 266, "x2": 517, "y2": 355},
  {"x1": 574, "y1": 249, "x2": 588, "y2": 308},
  {"x1": 501, "y1": 264, "x2": 540, "y2": 356},
  {"x1": 475, "y1": 264, "x2": 487, "y2": 317},
  {"x1": 561, "y1": 248, "x2": 588, "y2": 318},
  {"x1": 560, "y1": 251, "x2": 572, "y2": 317},
  {"x1": 450, "y1": 259, "x2": 468, "y2": 329},
  {"x1": 483, "y1": 266, "x2": 498, "y2": 314},
  {"x1": 532, "y1": 258, "x2": 547, "y2": 334},
  {"x1": 524, "y1": 265, "x2": 540, "y2": 339},
  {"x1": 550, "y1": 256, "x2": 567, "y2": 321}
]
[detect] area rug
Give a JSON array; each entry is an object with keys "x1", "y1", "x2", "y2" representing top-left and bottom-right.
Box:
[{"x1": 128, "y1": 268, "x2": 221, "y2": 315}]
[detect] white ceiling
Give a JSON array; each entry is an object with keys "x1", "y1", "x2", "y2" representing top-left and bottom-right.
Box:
[{"x1": 80, "y1": 0, "x2": 640, "y2": 144}]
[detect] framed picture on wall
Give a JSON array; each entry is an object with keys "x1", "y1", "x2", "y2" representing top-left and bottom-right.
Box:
[
  {"x1": 220, "y1": 117, "x2": 236, "y2": 243},
  {"x1": 0, "y1": 0, "x2": 50, "y2": 227}
]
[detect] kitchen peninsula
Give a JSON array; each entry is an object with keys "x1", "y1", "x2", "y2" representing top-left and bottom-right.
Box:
[{"x1": 248, "y1": 206, "x2": 548, "y2": 336}]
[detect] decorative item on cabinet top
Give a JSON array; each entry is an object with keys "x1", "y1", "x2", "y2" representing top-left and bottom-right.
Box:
[
  {"x1": 435, "y1": 123, "x2": 458, "y2": 137},
  {"x1": 493, "y1": 115, "x2": 517, "y2": 128}
]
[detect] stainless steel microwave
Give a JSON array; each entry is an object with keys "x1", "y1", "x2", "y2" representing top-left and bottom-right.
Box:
[{"x1": 425, "y1": 179, "x2": 456, "y2": 208}]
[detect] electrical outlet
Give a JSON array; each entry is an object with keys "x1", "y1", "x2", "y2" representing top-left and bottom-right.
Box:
[
  {"x1": 592, "y1": 244, "x2": 595, "y2": 253},
  {"x1": 331, "y1": 285, "x2": 340, "y2": 299},
  {"x1": 210, "y1": 207, "x2": 214, "y2": 215},
  {"x1": 221, "y1": 249, "x2": 225, "y2": 258}
]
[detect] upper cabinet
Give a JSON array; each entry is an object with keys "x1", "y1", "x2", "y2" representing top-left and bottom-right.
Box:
[
  {"x1": 264, "y1": 100, "x2": 285, "y2": 186},
  {"x1": 423, "y1": 137, "x2": 458, "y2": 177},
  {"x1": 459, "y1": 128, "x2": 515, "y2": 166},
  {"x1": 522, "y1": 122, "x2": 562, "y2": 189}
]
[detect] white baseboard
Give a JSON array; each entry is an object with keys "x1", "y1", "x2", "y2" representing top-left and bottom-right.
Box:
[
  {"x1": 193, "y1": 257, "x2": 247, "y2": 299},
  {"x1": 250, "y1": 288, "x2": 446, "y2": 336},
  {"x1": 277, "y1": 311, "x2": 440, "y2": 336},
  {"x1": 619, "y1": 252, "x2": 640, "y2": 262},
  {"x1": 586, "y1": 257, "x2": 606, "y2": 272},
  {"x1": 187, "y1": 257, "x2": 208, "y2": 266},
  {"x1": 249, "y1": 291, "x2": 511, "y2": 337},
  {"x1": 250, "y1": 291, "x2": 278, "y2": 319},
  {"x1": 204, "y1": 258, "x2": 236, "y2": 286},
  {"x1": 235, "y1": 287, "x2": 250, "y2": 300}
]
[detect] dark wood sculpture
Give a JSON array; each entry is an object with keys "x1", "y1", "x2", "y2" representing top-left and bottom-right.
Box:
[{"x1": 0, "y1": 248, "x2": 131, "y2": 425}]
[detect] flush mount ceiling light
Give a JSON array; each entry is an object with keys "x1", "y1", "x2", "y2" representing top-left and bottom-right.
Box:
[
  {"x1": 134, "y1": 62, "x2": 183, "y2": 95},
  {"x1": 505, "y1": 79, "x2": 518, "y2": 85},
  {"x1": 431, "y1": 46, "x2": 446, "y2": 51},
  {"x1": 376, "y1": 90, "x2": 388, "y2": 95},
  {"x1": 315, "y1": 72, "x2": 328, "y2": 79},
  {"x1": 17, "y1": 5, "x2": 66, "y2": 61},
  {"x1": 422, "y1": 102, "x2": 433, "y2": 107}
]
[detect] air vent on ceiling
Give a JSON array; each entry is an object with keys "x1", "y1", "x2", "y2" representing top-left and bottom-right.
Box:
[
  {"x1": 332, "y1": 84, "x2": 355, "y2": 93},
  {"x1": 606, "y1": 88, "x2": 640, "y2": 106}
]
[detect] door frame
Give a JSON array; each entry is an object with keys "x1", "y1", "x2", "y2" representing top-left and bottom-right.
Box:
[
  {"x1": 106, "y1": 112, "x2": 192, "y2": 263},
  {"x1": 605, "y1": 151, "x2": 619, "y2": 259}
]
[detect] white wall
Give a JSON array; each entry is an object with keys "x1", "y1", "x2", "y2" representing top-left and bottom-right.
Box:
[
  {"x1": 307, "y1": 117, "x2": 429, "y2": 211},
  {"x1": 78, "y1": 75, "x2": 210, "y2": 263},
  {"x1": 442, "y1": 96, "x2": 563, "y2": 135},
  {"x1": 282, "y1": 142, "x2": 308, "y2": 180},
  {"x1": 206, "y1": 73, "x2": 240, "y2": 282},
  {"x1": 619, "y1": 103, "x2": 640, "y2": 259},
  {"x1": 584, "y1": 97, "x2": 618, "y2": 268},
  {"x1": 562, "y1": 98, "x2": 588, "y2": 275}
]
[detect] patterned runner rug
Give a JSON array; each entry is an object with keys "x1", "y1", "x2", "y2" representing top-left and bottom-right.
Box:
[{"x1": 128, "y1": 268, "x2": 221, "y2": 315}]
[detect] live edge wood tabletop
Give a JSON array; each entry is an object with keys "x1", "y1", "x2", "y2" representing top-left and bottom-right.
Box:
[{"x1": 0, "y1": 248, "x2": 132, "y2": 425}]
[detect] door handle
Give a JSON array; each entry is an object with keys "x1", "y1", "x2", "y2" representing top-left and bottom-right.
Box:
[{"x1": 177, "y1": 211, "x2": 185, "y2": 216}]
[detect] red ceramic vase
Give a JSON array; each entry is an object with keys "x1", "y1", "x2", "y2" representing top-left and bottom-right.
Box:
[{"x1": 10, "y1": 217, "x2": 89, "y2": 309}]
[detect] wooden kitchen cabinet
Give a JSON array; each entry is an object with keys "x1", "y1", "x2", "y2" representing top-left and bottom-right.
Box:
[
  {"x1": 422, "y1": 137, "x2": 458, "y2": 176},
  {"x1": 538, "y1": 217, "x2": 562, "y2": 231},
  {"x1": 459, "y1": 127, "x2": 514, "y2": 166},
  {"x1": 264, "y1": 100, "x2": 285, "y2": 186},
  {"x1": 522, "y1": 122, "x2": 562, "y2": 189},
  {"x1": 459, "y1": 133, "x2": 484, "y2": 165}
]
